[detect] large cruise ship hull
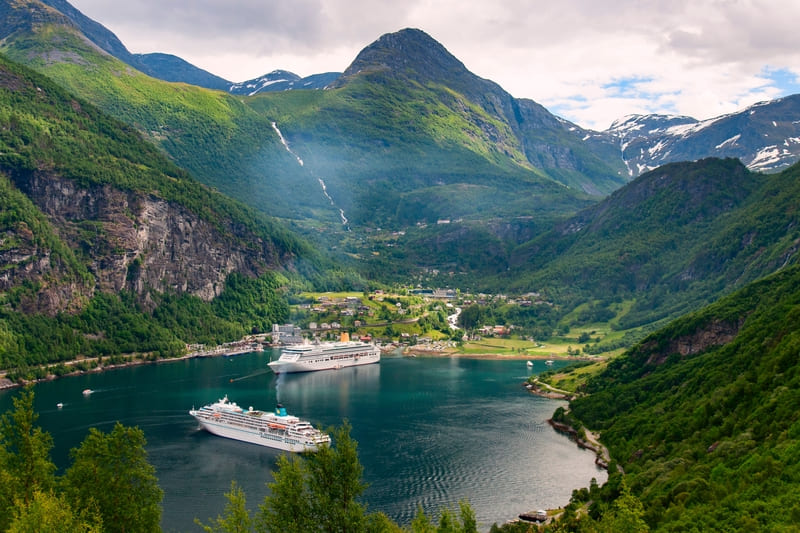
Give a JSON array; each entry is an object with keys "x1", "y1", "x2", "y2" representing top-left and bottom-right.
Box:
[
  {"x1": 268, "y1": 351, "x2": 380, "y2": 374},
  {"x1": 192, "y1": 415, "x2": 315, "y2": 452},
  {"x1": 189, "y1": 396, "x2": 329, "y2": 452},
  {"x1": 268, "y1": 336, "x2": 381, "y2": 374}
]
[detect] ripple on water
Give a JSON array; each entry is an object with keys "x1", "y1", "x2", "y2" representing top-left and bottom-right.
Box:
[{"x1": 1, "y1": 354, "x2": 606, "y2": 532}]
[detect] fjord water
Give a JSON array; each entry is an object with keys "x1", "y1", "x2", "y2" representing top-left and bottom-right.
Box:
[{"x1": 0, "y1": 352, "x2": 605, "y2": 532}]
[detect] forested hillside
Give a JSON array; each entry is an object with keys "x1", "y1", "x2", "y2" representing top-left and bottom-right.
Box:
[
  {"x1": 0, "y1": 53, "x2": 342, "y2": 376},
  {"x1": 551, "y1": 265, "x2": 800, "y2": 531},
  {"x1": 502, "y1": 158, "x2": 800, "y2": 327}
]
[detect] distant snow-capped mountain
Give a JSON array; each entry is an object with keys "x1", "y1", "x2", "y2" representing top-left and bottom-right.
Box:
[
  {"x1": 605, "y1": 95, "x2": 800, "y2": 176},
  {"x1": 227, "y1": 70, "x2": 340, "y2": 96}
]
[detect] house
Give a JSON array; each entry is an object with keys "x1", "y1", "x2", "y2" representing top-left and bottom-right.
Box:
[{"x1": 272, "y1": 323, "x2": 302, "y2": 342}]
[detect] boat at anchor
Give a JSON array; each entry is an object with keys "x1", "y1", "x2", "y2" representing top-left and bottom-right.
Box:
[
  {"x1": 189, "y1": 396, "x2": 330, "y2": 452},
  {"x1": 268, "y1": 332, "x2": 380, "y2": 374}
]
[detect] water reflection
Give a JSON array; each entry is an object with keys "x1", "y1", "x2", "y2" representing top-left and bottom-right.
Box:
[{"x1": 275, "y1": 361, "x2": 380, "y2": 403}]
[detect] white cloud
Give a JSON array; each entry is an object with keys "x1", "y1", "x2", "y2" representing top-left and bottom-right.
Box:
[{"x1": 68, "y1": 0, "x2": 800, "y2": 131}]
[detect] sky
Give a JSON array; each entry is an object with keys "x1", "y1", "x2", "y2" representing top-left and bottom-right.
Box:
[{"x1": 67, "y1": 0, "x2": 800, "y2": 131}]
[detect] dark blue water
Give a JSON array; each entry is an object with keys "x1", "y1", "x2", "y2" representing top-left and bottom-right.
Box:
[{"x1": 0, "y1": 352, "x2": 605, "y2": 532}]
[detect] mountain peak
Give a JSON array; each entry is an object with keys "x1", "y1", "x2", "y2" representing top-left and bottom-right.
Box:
[{"x1": 333, "y1": 28, "x2": 468, "y2": 87}]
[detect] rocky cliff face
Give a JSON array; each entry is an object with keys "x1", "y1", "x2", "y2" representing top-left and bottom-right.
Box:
[
  {"x1": 7, "y1": 169, "x2": 284, "y2": 314},
  {"x1": 641, "y1": 318, "x2": 744, "y2": 366},
  {"x1": 0, "y1": 211, "x2": 93, "y2": 316}
]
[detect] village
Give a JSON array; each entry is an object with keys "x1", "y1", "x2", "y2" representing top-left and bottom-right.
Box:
[{"x1": 224, "y1": 287, "x2": 615, "y2": 361}]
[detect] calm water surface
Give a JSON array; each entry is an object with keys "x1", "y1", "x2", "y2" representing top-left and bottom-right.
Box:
[{"x1": 0, "y1": 352, "x2": 606, "y2": 532}]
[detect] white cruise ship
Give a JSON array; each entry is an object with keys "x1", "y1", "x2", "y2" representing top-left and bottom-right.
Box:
[
  {"x1": 189, "y1": 396, "x2": 330, "y2": 452},
  {"x1": 268, "y1": 332, "x2": 380, "y2": 374}
]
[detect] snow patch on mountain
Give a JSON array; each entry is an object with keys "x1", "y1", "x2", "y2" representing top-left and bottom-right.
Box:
[
  {"x1": 716, "y1": 135, "x2": 741, "y2": 149},
  {"x1": 601, "y1": 95, "x2": 800, "y2": 177}
]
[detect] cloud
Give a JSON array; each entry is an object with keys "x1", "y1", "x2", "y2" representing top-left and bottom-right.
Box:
[{"x1": 68, "y1": 0, "x2": 800, "y2": 131}]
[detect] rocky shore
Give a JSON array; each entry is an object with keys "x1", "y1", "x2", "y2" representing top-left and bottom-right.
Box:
[{"x1": 548, "y1": 419, "x2": 611, "y2": 471}]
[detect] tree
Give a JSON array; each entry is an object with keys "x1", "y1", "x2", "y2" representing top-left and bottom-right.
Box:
[
  {"x1": 258, "y1": 421, "x2": 369, "y2": 533},
  {"x1": 197, "y1": 481, "x2": 253, "y2": 533},
  {"x1": 211, "y1": 422, "x2": 478, "y2": 533},
  {"x1": 410, "y1": 507, "x2": 438, "y2": 533},
  {"x1": 257, "y1": 453, "x2": 313, "y2": 533},
  {"x1": 456, "y1": 501, "x2": 478, "y2": 533},
  {"x1": 62, "y1": 422, "x2": 163, "y2": 533},
  {"x1": 0, "y1": 387, "x2": 56, "y2": 531},
  {"x1": 365, "y1": 511, "x2": 404, "y2": 533},
  {"x1": 7, "y1": 489, "x2": 102, "y2": 533},
  {"x1": 597, "y1": 478, "x2": 648, "y2": 533},
  {"x1": 410, "y1": 501, "x2": 478, "y2": 533},
  {"x1": 458, "y1": 305, "x2": 483, "y2": 331},
  {"x1": 305, "y1": 421, "x2": 368, "y2": 532}
]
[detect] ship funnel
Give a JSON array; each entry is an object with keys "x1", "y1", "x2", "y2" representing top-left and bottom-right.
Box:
[
  {"x1": 341, "y1": 331, "x2": 350, "y2": 342},
  {"x1": 276, "y1": 404, "x2": 287, "y2": 417}
]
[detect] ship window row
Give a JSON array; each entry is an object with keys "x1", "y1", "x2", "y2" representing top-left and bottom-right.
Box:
[
  {"x1": 204, "y1": 413, "x2": 321, "y2": 439},
  {"x1": 306, "y1": 352, "x2": 370, "y2": 363},
  {"x1": 203, "y1": 412, "x2": 278, "y2": 431}
]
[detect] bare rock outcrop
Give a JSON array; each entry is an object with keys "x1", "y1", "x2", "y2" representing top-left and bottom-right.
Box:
[{"x1": 5, "y1": 169, "x2": 287, "y2": 315}]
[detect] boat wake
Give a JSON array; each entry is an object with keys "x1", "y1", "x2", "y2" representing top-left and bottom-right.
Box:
[{"x1": 228, "y1": 368, "x2": 272, "y2": 382}]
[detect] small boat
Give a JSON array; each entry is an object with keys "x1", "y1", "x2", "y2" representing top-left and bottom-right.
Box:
[
  {"x1": 82, "y1": 389, "x2": 93, "y2": 396},
  {"x1": 545, "y1": 360, "x2": 554, "y2": 366},
  {"x1": 56, "y1": 402, "x2": 64, "y2": 409},
  {"x1": 526, "y1": 361, "x2": 533, "y2": 367}
]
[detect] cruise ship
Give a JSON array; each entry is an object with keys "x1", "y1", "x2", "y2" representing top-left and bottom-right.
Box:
[
  {"x1": 189, "y1": 396, "x2": 330, "y2": 452},
  {"x1": 268, "y1": 332, "x2": 380, "y2": 374}
]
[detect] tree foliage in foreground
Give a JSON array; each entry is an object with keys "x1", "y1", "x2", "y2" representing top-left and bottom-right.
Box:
[
  {"x1": 0, "y1": 388, "x2": 56, "y2": 531},
  {"x1": 0, "y1": 388, "x2": 162, "y2": 533},
  {"x1": 63, "y1": 423, "x2": 163, "y2": 533}
]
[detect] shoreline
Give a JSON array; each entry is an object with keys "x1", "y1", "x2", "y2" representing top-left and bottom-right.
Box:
[
  {"x1": 1, "y1": 344, "x2": 593, "y2": 391},
  {"x1": 548, "y1": 419, "x2": 611, "y2": 471},
  {"x1": 0, "y1": 345, "x2": 266, "y2": 391},
  {"x1": 398, "y1": 346, "x2": 594, "y2": 362}
]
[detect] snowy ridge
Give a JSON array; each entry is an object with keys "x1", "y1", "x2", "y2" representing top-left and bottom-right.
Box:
[
  {"x1": 602, "y1": 95, "x2": 800, "y2": 177},
  {"x1": 228, "y1": 71, "x2": 340, "y2": 96}
]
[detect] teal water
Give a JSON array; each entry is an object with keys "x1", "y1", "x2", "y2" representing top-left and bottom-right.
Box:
[{"x1": 0, "y1": 352, "x2": 606, "y2": 532}]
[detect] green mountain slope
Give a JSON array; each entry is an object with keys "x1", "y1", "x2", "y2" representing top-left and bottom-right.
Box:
[
  {"x1": 251, "y1": 73, "x2": 592, "y2": 230},
  {"x1": 0, "y1": 52, "x2": 331, "y2": 372},
  {"x1": 563, "y1": 264, "x2": 800, "y2": 531},
  {"x1": 503, "y1": 158, "x2": 800, "y2": 326},
  {"x1": 253, "y1": 28, "x2": 626, "y2": 229},
  {"x1": 331, "y1": 29, "x2": 627, "y2": 193},
  {"x1": 0, "y1": 5, "x2": 618, "y2": 281},
  {"x1": 0, "y1": 6, "x2": 619, "y2": 224},
  {"x1": 5, "y1": 1, "x2": 800, "y2": 336},
  {"x1": 0, "y1": 0, "x2": 335, "y2": 224}
]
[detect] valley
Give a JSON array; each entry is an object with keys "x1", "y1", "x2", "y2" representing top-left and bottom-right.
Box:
[{"x1": 1, "y1": 1, "x2": 800, "y2": 531}]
